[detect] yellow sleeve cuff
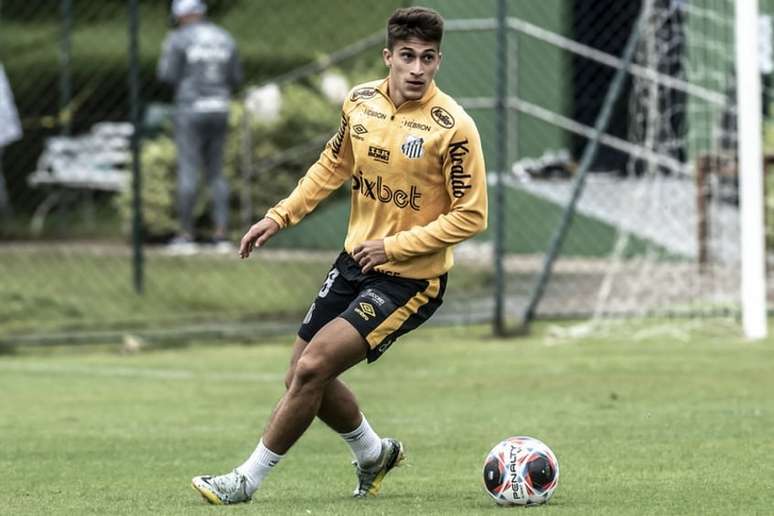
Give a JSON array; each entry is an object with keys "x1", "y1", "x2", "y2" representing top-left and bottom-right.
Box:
[
  {"x1": 383, "y1": 235, "x2": 401, "y2": 262},
  {"x1": 265, "y1": 209, "x2": 288, "y2": 229}
]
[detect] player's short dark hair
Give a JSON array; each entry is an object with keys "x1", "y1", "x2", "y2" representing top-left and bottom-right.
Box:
[{"x1": 386, "y1": 6, "x2": 444, "y2": 50}]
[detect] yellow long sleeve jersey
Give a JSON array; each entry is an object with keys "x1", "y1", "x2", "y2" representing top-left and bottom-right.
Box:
[{"x1": 266, "y1": 78, "x2": 488, "y2": 279}]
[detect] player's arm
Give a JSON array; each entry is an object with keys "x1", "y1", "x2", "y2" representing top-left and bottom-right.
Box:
[
  {"x1": 240, "y1": 104, "x2": 355, "y2": 258},
  {"x1": 383, "y1": 115, "x2": 488, "y2": 261},
  {"x1": 156, "y1": 34, "x2": 183, "y2": 86}
]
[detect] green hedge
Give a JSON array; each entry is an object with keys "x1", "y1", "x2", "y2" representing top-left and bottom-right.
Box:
[{"x1": 115, "y1": 83, "x2": 341, "y2": 240}]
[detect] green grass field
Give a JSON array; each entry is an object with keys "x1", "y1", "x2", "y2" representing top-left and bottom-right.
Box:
[{"x1": 1, "y1": 321, "x2": 772, "y2": 515}]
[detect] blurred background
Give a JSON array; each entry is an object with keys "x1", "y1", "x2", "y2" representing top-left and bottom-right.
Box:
[{"x1": 0, "y1": 0, "x2": 770, "y2": 344}]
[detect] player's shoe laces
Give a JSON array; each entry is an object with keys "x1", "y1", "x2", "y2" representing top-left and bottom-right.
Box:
[
  {"x1": 352, "y1": 437, "x2": 405, "y2": 497},
  {"x1": 192, "y1": 470, "x2": 251, "y2": 505}
]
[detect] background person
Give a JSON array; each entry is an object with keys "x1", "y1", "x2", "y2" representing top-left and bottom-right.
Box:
[
  {"x1": 0, "y1": 63, "x2": 22, "y2": 218},
  {"x1": 157, "y1": 0, "x2": 243, "y2": 253}
]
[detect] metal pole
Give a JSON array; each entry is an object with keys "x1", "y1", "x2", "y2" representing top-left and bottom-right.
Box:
[
  {"x1": 519, "y1": 4, "x2": 649, "y2": 330},
  {"x1": 735, "y1": 0, "x2": 767, "y2": 339},
  {"x1": 59, "y1": 0, "x2": 72, "y2": 135},
  {"x1": 493, "y1": 0, "x2": 508, "y2": 336},
  {"x1": 240, "y1": 100, "x2": 254, "y2": 228},
  {"x1": 128, "y1": 0, "x2": 144, "y2": 294}
]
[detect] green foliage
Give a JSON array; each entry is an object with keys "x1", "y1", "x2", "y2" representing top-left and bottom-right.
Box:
[
  {"x1": 115, "y1": 83, "x2": 339, "y2": 240},
  {"x1": 764, "y1": 120, "x2": 774, "y2": 249}
]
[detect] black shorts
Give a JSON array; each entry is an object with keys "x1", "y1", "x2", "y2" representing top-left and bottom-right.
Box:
[{"x1": 298, "y1": 251, "x2": 447, "y2": 362}]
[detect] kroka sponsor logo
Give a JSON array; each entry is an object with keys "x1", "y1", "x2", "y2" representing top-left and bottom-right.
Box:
[
  {"x1": 350, "y1": 87, "x2": 377, "y2": 101},
  {"x1": 431, "y1": 106, "x2": 455, "y2": 129},
  {"x1": 448, "y1": 139, "x2": 472, "y2": 198},
  {"x1": 352, "y1": 170, "x2": 422, "y2": 211}
]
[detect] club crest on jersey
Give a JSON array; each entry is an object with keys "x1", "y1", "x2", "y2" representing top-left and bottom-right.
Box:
[{"x1": 401, "y1": 135, "x2": 424, "y2": 159}]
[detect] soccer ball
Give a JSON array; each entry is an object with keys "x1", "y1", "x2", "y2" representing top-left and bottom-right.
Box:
[{"x1": 482, "y1": 436, "x2": 559, "y2": 506}]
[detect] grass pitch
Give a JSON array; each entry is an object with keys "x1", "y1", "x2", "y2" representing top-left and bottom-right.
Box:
[{"x1": 1, "y1": 321, "x2": 772, "y2": 515}]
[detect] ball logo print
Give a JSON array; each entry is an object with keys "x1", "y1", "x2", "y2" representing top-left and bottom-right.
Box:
[{"x1": 483, "y1": 436, "x2": 559, "y2": 506}]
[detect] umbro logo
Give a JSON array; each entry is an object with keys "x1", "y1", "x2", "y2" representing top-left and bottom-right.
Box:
[
  {"x1": 353, "y1": 124, "x2": 368, "y2": 135},
  {"x1": 355, "y1": 302, "x2": 376, "y2": 320}
]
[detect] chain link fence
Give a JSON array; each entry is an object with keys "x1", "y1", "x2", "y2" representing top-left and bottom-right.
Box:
[{"x1": 0, "y1": 0, "x2": 769, "y2": 343}]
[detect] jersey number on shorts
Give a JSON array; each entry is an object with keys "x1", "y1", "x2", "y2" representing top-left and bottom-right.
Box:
[{"x1": 318, "y1": 268, "x2": 340, "y2": 298}]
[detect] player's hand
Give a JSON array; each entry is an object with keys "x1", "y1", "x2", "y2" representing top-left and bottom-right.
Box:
[
  {"x1": 239, "y1": 217, "x2": 280, "y2": 259},
  {"x1": 352, "y1": 240, "x2": 388, "y2": 273}
]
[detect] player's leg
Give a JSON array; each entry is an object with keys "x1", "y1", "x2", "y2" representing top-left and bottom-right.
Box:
[
  {"x1": 276, "y1": 336, "x2": 383, "y2": 468},
  {"x1": 331, "y1": 258, "x2": 448, "y2": 496},
  {"x1": 261, "y1": 317, "x2": 367, "y2": 453},
  {"x1": 0, "y1": 147, "x2": 13, "y2": 217},
  {"x1": 192, "y1": 317, "x2": 367, "y2": 505},
  {"x1": 172, "y1": 110, "x2": 203, "y2": 247},
  {"x1": 202, "y1": 112, "x2": 230, "y2": 244}
]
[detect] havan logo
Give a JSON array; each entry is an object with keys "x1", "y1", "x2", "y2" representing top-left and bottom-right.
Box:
[{"x1": 352, "y1": 171, "x2": 422, "y2": 211}]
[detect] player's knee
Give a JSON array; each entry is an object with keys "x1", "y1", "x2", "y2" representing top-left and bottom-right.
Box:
[{"x1": 290, "y1": 354, "x2": 328, "y2": 390}]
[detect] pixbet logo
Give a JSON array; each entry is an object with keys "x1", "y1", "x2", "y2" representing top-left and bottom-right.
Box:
[
  {"x1": 448, "y1": 139, "x2": 472, "y2": 198},
  {"x1": 352, "y1": 171, "x2": 422, "y2": 211}
]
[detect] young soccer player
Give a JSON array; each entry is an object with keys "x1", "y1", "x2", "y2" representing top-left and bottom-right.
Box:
[{"x1": 192, "y1": 6, "x2": 488, "y2": 504}]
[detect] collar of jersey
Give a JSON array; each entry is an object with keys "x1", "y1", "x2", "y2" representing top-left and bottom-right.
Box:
[{"x1": 375, "y1": 77, "x2": 438, "y2": 110}]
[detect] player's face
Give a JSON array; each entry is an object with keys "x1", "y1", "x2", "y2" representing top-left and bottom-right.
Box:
[{"x1": 383, "y1": 38, "x2": 442, "y2": 107}]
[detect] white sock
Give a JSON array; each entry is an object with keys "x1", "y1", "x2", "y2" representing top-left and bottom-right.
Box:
[
  {"x1": 236, "y1": 439, "x2": 284, "y2": 494},
  {"x1": 340, "y1": 414, "x2": 382, "y2": 467}
]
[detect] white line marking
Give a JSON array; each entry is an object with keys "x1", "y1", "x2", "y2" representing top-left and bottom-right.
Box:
[{"x1": 0, "y1": 362, "x2": 284, "y2": 383}]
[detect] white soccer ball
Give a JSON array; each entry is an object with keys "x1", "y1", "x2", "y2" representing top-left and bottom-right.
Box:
[{"x1": 482, "y1": 436, "x2": 559, "y2": 506}]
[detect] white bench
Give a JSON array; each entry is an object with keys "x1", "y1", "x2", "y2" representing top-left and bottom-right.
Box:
[{"x1": 27, "y1": 122, "x2": 133, "y2": 233}]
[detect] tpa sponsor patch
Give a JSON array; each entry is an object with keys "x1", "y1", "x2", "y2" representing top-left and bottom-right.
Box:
[{"x1": 368, "y1": 145, "x2": 390, "y2": 163}]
